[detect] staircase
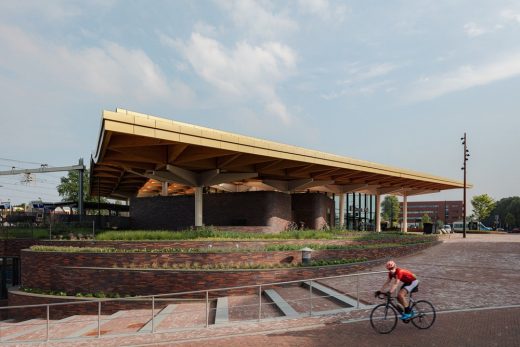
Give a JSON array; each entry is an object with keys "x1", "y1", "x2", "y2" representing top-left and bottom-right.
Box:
[{"x1": 0, "y1": 281, "x2": 368, "y2": 344}]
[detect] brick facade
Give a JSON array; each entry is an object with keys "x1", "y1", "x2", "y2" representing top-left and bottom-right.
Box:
[{"x1": 130, "y1": 191, "x2": 334, "y2": 231}]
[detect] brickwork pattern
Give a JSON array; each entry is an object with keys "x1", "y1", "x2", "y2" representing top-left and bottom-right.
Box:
[
  {"x1": 20, "y1": 241, "x2": 438, "y2": 295},
  {"x1": 130, "y1": 191, "x2": 334, "y2": 231}
]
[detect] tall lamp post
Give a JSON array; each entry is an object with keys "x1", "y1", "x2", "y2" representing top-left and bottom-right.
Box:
[{"x1": 461, "y1": 133, "x2": 470, "y2": 238}]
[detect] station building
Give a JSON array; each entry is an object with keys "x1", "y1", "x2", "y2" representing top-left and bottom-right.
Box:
[{"x1": 89, "y1": 109, "x2": 468, "y2": 232}]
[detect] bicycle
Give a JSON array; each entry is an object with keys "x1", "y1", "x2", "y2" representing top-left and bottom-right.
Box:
[{"x1": 370, "y1": 290, "x2": 436, "y2": 334}]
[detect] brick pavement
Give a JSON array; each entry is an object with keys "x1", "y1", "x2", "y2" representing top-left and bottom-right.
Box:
[{"x1": 3, "y1": 233, "x2": 519, "y2": 346}]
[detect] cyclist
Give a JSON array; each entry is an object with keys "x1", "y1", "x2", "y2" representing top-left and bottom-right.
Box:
[{"x1": 375, "y1": 260, "x2": 419, "y2": 319}]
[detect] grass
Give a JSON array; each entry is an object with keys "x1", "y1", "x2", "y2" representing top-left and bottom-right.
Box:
[
  {"x1": 95, "y1": 228, "x2": 429, "y2": 241},
  {"x1": 30, "y1": 240, "x2": 432, "y2": 253},
  {"x1": 0, "y1": 228, "x2": 49, "y2": 239}
]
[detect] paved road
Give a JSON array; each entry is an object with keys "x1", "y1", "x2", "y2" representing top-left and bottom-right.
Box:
[{"x1": 171, "y1": 306, "x2": 520, "y2": 347}]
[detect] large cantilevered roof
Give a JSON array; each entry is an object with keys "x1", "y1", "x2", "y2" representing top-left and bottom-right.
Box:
[{"x1": 90, "y1": 108, "x2": 467, "y2": 199}]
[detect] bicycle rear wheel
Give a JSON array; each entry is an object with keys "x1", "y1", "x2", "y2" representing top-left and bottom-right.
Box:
[
  {"x1": 411, "y1": 300, "x2": 436, "y2": 329},
  {"x1": 370, "y1": 304, "x2": 398, "y2": 334}
]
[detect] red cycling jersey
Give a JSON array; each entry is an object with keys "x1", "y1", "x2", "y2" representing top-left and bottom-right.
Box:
[{"x1": 388, "y1": 268, "x2": 416, "y2": 284}]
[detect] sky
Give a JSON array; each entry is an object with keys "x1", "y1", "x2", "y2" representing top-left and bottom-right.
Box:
[{"x1": 1, "y1": 0, "x2": 519, "y2": 205}]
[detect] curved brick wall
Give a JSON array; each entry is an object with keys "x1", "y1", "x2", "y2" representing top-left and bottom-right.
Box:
[
  {"x1": 20, "y1": 241, "x2": 439, "y2": 296},
  {"x1": 9, "y1": 259, "x2": 382, "y2": 320},
  {"x1": 2, "y1": 235, "x2": 439, "y2": 257}
]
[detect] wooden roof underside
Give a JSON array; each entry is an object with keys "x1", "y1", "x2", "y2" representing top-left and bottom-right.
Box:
[{"x1": 90, "y1": 109, "x2": 468, "y2": 199}]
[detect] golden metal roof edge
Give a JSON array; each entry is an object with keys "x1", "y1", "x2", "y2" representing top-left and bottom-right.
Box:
[{"x1": 95, "y1": 108, "x2": 468, "y2": 189}]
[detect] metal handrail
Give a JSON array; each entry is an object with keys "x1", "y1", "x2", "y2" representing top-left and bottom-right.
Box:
[
  {"x1": 1, "y1": 269, "x2": 386, "y2": 311},
  {"x1": 0, "y1": 270, "x2": 387, "y2": 344}
]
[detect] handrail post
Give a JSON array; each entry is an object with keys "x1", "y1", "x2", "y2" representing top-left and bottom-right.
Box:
[
  {"x1": 98, "y1": 300, "x2": 101, "y2": 338},
  {"x1": 356, "y1": 274, "x2": 360, "y2": 309},
  {"x1": 309, "y1": 281, "x2": 313, "y2": 316},
  {"x1": 46, "y1": 305, "x2": 50, "y2": 341},
  {"x1": 151, "y1": 296, "x2": 155, "y2": 333},
  {"x1": 258, "y1": 285, "x2": 262, "y2": 322},
  {"x1": 205, "y1": 291, "x2": 209, "y2": 328}
]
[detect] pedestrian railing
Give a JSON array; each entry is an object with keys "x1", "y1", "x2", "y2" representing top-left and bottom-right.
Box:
[{"x1": 0, "y1": 270, "x2": 386, "y2": 344}]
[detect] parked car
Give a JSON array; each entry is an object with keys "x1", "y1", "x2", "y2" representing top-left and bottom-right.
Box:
[
  {"x1": 497, "y1": 228, "x2": 505, "y2": 231},
  {"x1": 443, "y1": 225, "x2": 452, "y2": 233},
  {"x1": 510, "y1": 228, "x2": 520, "y2": 233}
]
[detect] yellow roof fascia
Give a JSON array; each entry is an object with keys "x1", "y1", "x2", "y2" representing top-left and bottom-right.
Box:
[{"x1": 100, "y1": 109, "x2": 467, "y2": 189}]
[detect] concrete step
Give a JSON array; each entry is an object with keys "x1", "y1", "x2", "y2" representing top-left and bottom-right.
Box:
[
  {"x1": 68, "y1": 310, "x2": 127, "y2": 338},
  {"x1": 214, "y1": 297, "x2": 229, "y2": 325},
  {"x1": 269, "y1": 284, "x2": 348, "y2": 314},
  {"x1": 4, "y1": 315, "x2": 105, "y2": 342},
  {"x1": 302, "y1": 281, "x2": 368, "y2": 308},
  {"x1": 139, "y1": 304, "x2": 177, "y2": 332},
  {"x1": 227, "y1": 294, "x2": 282, "y2": 322},
  {"x1": 82, "y1": 309, "x2": 153, "y2": 337},
  {"x1": 0, "y1": 319, "x2": 48, "y2": 341},
  {"x1": 153, "y1": 300, "x2": 213, "y2": 331},
  {"x1": 263, "y1": 289, "x2": 299, "y2": 317}
]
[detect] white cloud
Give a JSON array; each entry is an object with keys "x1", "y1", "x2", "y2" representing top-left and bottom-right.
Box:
[
  {"x1": 501, "y1": 9, "x2": 520, "y2": 23},
  {"x1": 215, "y1": 0, "x2": 298, "y2": 39},
  {"x1": 322, "y1": 62, "x2": 397, "y2": 100},
  {"x1": 356, "y1": 63, "x2": 397, "y2": 80},
  {"x1": 298, "y1": 0, "x2": 349, "y2": 22},
  {"x1": 0, "y1": 1, "x2": 115, "y2": 21},
  {"x1": 464, "y1": 22, "x2": 487, "y2": 37},
  {"x1": 173, "y1": 32, "x2": 297, "y2": 124},
  {"x1": 0, "y1": 24, "x2": 192, "y2": 105},
  {"x1": 193, "y1": 21, "x2": 219, "y2": 38},
  {"x1": 407, "y1": 53, "x2": 520, "y2": 102}
]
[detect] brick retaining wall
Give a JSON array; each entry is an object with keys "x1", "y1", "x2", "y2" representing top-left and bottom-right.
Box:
[{"x1": 21, "y1": 241, "x2": 439, "y2": 295}]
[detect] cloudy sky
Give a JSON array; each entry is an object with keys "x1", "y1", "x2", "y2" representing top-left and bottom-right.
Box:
[{"x1": 1, "y1": 0, "x2": 519, "y2": 205}]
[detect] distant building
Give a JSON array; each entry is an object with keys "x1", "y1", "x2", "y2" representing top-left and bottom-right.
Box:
[{"x1": 399, "y1": 200, "x2": 463, "y2": 226}]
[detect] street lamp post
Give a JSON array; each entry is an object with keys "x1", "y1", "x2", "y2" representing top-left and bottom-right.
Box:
[{"x1": 461, "y1": 133, "x2": 470, "y2": 239}]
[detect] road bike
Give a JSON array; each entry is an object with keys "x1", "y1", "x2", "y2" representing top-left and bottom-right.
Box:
[{"x1": 370, "y1": 290, "x2": 436, "y2": 334}]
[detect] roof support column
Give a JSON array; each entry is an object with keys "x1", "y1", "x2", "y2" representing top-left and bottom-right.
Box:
[
  {"x1": 161, "y1": 182, "x2": 168, "y2": 196},
  {"x1": 194, "y1": 186, "x2": 203, "y2": 228},
  {"x1": 375, "y1": 194, "x2": 381, "y2": 232},
  {"x1": 339, "y1": 193, "x2": 346, "y2": 228},
  {"x1": 402, "y1": 192, "x2": 408, "y2": 233}
]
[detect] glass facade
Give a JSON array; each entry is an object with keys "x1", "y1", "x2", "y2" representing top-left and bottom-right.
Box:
[{"x1": 336, "y1": 193, "x2": 375, "y2": 231}]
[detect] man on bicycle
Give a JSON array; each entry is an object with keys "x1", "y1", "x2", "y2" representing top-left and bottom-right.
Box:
[{"x1": 375, "y1": 260, "x2": 419, "y2": 319}]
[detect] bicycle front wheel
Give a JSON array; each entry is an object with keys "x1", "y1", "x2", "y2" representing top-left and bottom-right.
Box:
[
  {"x1": 411, "y1": 300, "x2": 436, "y2": 329},
  {"x1": 370, "y1": 304, "x2": 398, "y2": 334}
]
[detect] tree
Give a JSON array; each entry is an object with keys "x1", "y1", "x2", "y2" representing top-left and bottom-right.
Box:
[
  {"x1": 421, "y1": 213, "x2": 432, "y2": 224},
  {"x1": 483, "y1": 196, "x2": 520, "y2": 229},
  {"x1": 57, "y1": 169, "x2": 105, "y2": 203},
  {"x1": 471, "y1": 194, "x2": 496, "y2": 223},
  {"x1": 381, "y1": 195, "x2": 400, "y2": 228},
  {"x1": 505, "y1": 213, "x2": 515, "y2": 230}
]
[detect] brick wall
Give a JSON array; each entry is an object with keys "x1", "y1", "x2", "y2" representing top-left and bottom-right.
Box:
[
  {"x1": 21, "y1": 242, "x2": 439, "y2": 296},
  {"x1": 130, "y1": 191, "x2": 338, "y2": 231},
  {"x1": 292, "y1": 193, "x2": 335, "y2": 230},
  {"x1": 130, "y1": 191, "x2": 293, "y2": 231},
  {"x1": 0, "y1": 239, "x2": 39, "y2": 257}
]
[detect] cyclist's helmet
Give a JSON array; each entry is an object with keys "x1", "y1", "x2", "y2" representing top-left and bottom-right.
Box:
[{"x1": 385, "y1": 260, "x2": 396, "y2": 270}]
